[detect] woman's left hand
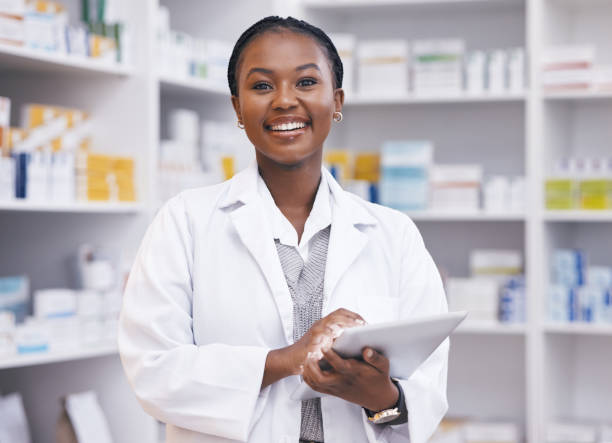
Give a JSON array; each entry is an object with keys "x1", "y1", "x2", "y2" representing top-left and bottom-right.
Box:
[{"x1": 302, "y1": 347, "x2": 399, "y2": 412}]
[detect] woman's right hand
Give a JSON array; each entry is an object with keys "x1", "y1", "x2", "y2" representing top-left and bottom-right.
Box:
[{"x1": 287, "y1": 308, "x2": 365, "y2": 375}]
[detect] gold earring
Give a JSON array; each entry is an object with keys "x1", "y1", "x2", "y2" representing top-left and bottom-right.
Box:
[
  {"x1": 333, "y1": 111, "x2": 343, "y2": 122},
  {"x1": 237, "y1": 120, "x2": 245, "y2": 129}
]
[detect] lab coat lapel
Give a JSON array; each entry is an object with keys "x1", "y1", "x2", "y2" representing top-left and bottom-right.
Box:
[
  {"x1": 323, "y1": 168, "x2": 377, "y2": 314},
  {"x1": 222, "y1": 166, "x2": 294, "y2": 344}
]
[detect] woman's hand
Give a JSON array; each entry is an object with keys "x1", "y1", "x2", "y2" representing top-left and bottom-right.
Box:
[
  {"x1": 261, "y1": 308, "x2": 364, "y2": 390},
  {"x1": 289, "y1": 308, "x2": 365, "y2": 375},
  {"x1": 302, "y1": 347, "x2": 399, "y2": 412}
]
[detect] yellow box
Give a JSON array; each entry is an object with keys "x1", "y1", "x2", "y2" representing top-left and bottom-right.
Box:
[
  {"x1": 221, "y1": 156, "x2": 235, "y2": 180},
  {"x1": 324, "y1": 149, "x2": 352, "y2": 181},
  {"x1": 354, "y1": 152, "x2": 380, "y2": 182},
  {"x1": 89, "y1": 34, "x2": 116, "y2": 58}
]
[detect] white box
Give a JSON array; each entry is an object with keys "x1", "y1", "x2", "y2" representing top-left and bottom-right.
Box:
[
  {"x1": 446, "y1": 277, "x2": 499, "y2": 323},
  {"x1": 0, "y1": 12, "x2": 24, "y2": 44},
  {"x1": 542, "y1": 45, "x2": 595, "y2": 71},
  {"x1": 357, "y1": 40, "x2": 408, "y2": 95},
  {"x1": 330, "y1": 33, "x2": 356, "y2": 94}
]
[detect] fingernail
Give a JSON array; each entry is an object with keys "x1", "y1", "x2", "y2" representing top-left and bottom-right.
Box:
[
  {"x1": 355, "y1": 319, "x2": 365, "y2": 325},
  {"x1": 365, "y1": 349, "x2": 373, "y2": 358},
  {"x1": 298, "y1": 365, "x2": 304, "y2": 375},
  {"x1": 307, "y1": 352, "x2": 313, "y2": 360}
]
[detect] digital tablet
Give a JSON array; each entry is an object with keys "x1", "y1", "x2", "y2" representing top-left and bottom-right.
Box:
[{"x1": 291, "y1": 311, "x2": 467, "y2": 401}]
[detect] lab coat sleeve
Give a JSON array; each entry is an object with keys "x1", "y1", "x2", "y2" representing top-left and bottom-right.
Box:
[
  {"x1": 366, "y1": 219, "x2": 449, "y2": 443},
  {"x1": 118, "y1": 195, "x2": 270, "y2": 442}
]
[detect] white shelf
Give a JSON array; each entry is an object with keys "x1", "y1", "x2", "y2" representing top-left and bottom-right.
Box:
[
  {"x1": 303, "y1": 0, "x2": 523, "y2": 12},
  {"x1": 0, "y1": 43, "x2": 133, "y2": 76},
  {"x1": 0, "y1": 342, "x2": 118, "y2": 370},
  {"x1": 544, "y1": 323, "x2": 612, "y2": 336},
  {"x1": 344, "y1": 92, "x2": 527, "y2": 105},
  {"x1": 159, "y1": 74, "x2": 229, "y2": 97},
  {"x1": 405, "y1": 210, "x2": 525, "y2": 221},
  {"x1": 455, "y1": 322, "x2": 527, "y2": 336},
  {"x1": 543, "y1": 90, "x2": 612, "y2": 102},
  {"x1": 544, "y1": 210, "x2": 612, "y2": 222},
  {"x1": 0, "y1": 200, "x2": 145, "y2": 214}
]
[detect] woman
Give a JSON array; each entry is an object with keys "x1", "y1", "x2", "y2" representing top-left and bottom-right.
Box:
[{"x1": 119, "y1": 16, "x2": 448, "y2": 443}]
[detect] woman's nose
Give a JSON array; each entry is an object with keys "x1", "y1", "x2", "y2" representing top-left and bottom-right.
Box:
[{"x1": 271, "y1": 83, "x2": 298, "y2": 110}]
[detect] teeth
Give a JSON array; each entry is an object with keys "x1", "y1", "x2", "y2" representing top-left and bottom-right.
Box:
[{"x1": 270, "y1": 122, "x2": 306, "y2": 131}]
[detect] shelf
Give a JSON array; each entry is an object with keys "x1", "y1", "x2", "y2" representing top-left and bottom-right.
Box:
[
  {"x1": 455, "y1": 322, "x2": 527, "y2": 336},
  {"x1": 303, "y1": 0, "x2": 524, "y2": 12},
  {"x1": 0, "y1": 43, "x2": 133, "y2": 77},
  {"x1": 543, "y1": 90, "x2": 612, "y2": 102},
  {"x1": 405, "y1": 210, "x2": 525, "y2": 221},
  {"x1": 0, "y1": 342, "x2": 118, "y2": 370},
  {"x1": 344, "y1": 92, "x2": 527, "y2": 105},
  {"x1": 544, "y1": 210, "x2": 612, "y2": 222},
  {"x1": 0, "y1": 201, "x2": 145, "y2": 214},
  {"x1": 159, "y1": 74, "x2": 229, "y2": 98},
  {"x1": 544, "y1": 323, "x2": 612, "y2": 336}
]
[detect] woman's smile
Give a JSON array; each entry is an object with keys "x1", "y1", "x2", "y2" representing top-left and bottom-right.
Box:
[{"x1": 265, "y1": 115, "x2": 312, "y2": 140}]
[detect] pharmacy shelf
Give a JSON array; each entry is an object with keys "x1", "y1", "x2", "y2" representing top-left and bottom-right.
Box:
[
  {"x1": 0, "y1": 43, "x2": 133, "y2": 77},
  {"x1": 0, "y1": 200, "x2": 145, "y2": 214},
  {"x1": 543, "y1": 90, "x2": 612, "y2": 102},
  {"x1": 159, "y1": 74, "x2": 229, "y2": 98},
  {"x1": 303, "y1": 0, "x2": 523, "y2": 12},
  {"x1": 405, "y1": 210, "x2": 525, "y2": 221},
  {"x1": 0, "y1": 342, "x2": 118, "y2": 370},
  {"x1": 455, "y1": 322, "x2": 527, "y2": 336},
  {"x1": 544, "y1": 323, "x2": 612, "y2": 336},
  {"x1": 544, "y1": 210, "x2": 612, "y2": 222},
  {"x1": 343, "y1": 92, "x2": 527, "y2": 106}
]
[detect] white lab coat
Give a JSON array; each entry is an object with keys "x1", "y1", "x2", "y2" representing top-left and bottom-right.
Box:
[{"x1": 118, "y1": 163, "x2": 449, "y2": 443}]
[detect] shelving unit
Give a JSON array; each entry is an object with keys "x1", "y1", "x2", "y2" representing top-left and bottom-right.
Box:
[
  {"x1": 406, "y1": 210, "x2": 525, "y2": 221},
  {"x1": 0, "y1": 201, "x2": 145, "y2": 213},
  {"x1": 344, "y1": 92, "x2": 527, "y2": 105},
  {"x1": 544, "y1": 210, "x2": 612, "y2": 222},
  {"x1": 0, "y1": 1, "x2": 156, "y2": 442},
  {"x1": 0, "y1": 43, "x2": 133, "y2": 76},
  {"x1": 158, "y1": 74, "x2": 229, "y2": 97},
  {"x1": 2, "y1": 0, "x2": 611, "y2": 442},
  {"x1": 0, "y1": 343, "x2": 118, "y2": 370}
]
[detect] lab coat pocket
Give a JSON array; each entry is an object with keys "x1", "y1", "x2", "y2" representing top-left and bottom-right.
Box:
[{"x1": 357, "y1": 294, "x2": 400, "y2": 325}]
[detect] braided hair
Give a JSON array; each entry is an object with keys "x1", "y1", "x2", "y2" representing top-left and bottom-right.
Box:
[{"x1": 227, "y1": 16, "x2": 343, "y2": 97}]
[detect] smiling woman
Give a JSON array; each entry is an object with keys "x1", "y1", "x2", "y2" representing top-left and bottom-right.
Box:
[{"x1": 118, "y1": 16, "x2": 449, "y2": 443}]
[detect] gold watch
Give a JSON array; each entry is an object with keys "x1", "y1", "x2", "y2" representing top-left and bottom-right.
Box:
[{"x1": 367, "y1": 407, "x2": 401, "y2": 424}]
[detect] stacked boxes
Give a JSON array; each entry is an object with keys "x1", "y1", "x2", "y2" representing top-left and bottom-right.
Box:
[
  {"x1": 412, "y1": 39, "x2": 464, "y2": 95},
  {"x1": 430, "y1": 164, "x2": 483, "y2": 211},
  {"x1": 0, "y1": 0, "x2": 127, "y2": 64},
  {"x1": 324, "y1": 150, "x2": 380, "y2": 203},
  {"x1": 329, "y1": 33, "x2": 356, "y2": 95},
  {"x1": 546, "y1": 157, "x2": 612, "y2": 210},
  {"x1": 447, "y1": 250, "x2": 525, "y2": 325},
  {"x1": 380, "y1": 140, "x2": 432, "y2": 211},
  {"x1": 357, "y1": 40, "x2": 408, "y2": 95},
  {"x1": 0, "y1": 98, "x2": 137, "y2": 204},
  {"x1": 76, "y1": 152, "x2": 135, "y2": 202},
  {"x1": 156, "y1": 5, "x2": 231, "y2": 86},
  {"x1": 542, "y1": 45, "x2": 594, "y2": 91},
  {"x1": 549, "y1": 249, "x2": 612, "y2": 324}
]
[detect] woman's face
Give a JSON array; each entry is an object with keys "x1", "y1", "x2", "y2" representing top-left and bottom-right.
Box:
[{"x1": 231, "y1": 30, "x2": 344, "y2": 168}]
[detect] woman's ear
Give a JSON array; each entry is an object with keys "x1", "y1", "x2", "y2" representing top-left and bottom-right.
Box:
[
  {"x1": 231, "y1": 95, "x2": 242, "y2": 124},
  {"x1": 333, "y1": 88, "x2": 345, "y2": 113}
]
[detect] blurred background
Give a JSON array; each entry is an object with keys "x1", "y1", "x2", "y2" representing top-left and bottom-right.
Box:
[{"x1": 1, "y1": 0, "x2": 611, "y2": 442}]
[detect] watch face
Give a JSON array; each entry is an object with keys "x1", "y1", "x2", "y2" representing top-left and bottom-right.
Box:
[
  {"x1": 369, "y1": 408, "x2": 401, "y2": 424},
  {"x1": 372, "y1": 412, "x2": 401, "y2": 424}
]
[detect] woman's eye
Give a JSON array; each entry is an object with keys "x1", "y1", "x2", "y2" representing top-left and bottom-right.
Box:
[
  {"x1": 253, "y1": 82, "x2": 272, "y2": 90},
  {"x1": 298, "y1": 78, "x2": 317, "y2": 87}
]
